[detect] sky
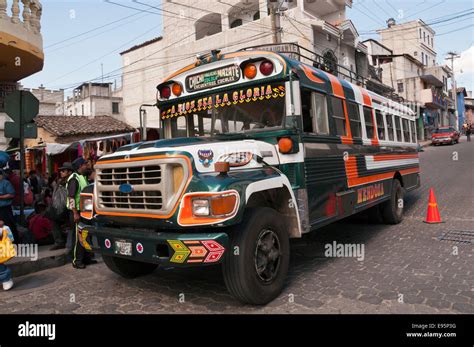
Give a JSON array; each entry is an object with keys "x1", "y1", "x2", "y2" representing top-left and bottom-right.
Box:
[{"x1": 21, "y1": 0, "x2": 474, "y2": 94}]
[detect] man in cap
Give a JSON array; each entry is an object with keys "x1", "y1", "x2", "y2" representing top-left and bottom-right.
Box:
[
  {"x1": 61, "y1": 158, "x2": 92, "y2": 269},
  {"x1": 0, "y1": 169, "x2": 17, "y2": 242}
]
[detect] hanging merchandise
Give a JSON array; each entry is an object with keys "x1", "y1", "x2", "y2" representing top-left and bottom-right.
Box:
[
  {"x1": 97, "y1": 141, "x2": 104, "y2": 157},
  {"x1": 106, "y1": 140, "x2": 112, "y2": 153},
  {"x1": 77, "y1": 142, "x2": 83, "y2": 157}
]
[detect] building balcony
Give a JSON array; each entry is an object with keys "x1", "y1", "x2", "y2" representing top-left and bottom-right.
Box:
[
  {"x1": 421, "y1": 88, "x2": 448, "y2": 109},
  {"x1": 0, "y1": 0, "x2": 44, "y2": 82}
]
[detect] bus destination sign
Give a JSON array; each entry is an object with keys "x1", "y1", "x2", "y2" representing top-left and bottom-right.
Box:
[{"x1": 186, "y1": 64, "x2": 241, "y2": 92}]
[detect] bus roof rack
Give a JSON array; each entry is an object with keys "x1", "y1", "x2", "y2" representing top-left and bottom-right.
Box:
[{"x1": 240, "y1": 43, "x2": 408, "y2": 106}]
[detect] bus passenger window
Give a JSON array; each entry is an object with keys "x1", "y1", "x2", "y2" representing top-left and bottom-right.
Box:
[
  {"x1": 411, "y1": 120, "x2": 417, "y2": 142},
  {"x1": 402, "y1": 119, "x2": 410, "y2": 143},
  {"x1": 330, "y1": 97, "x2": 346, "y2": 136},
  {"x1": 347, "y1": 102, "x2": 361, "y2": 138},
  {"x1": 363, "y1": 107, "x2": 374, "y2": 139},
  {"x1": 375, "y1": 111, "x2": 385, "y2": 140},
  {"x1": 386, "y1": 114, "x2": 395, "y2": 141},
  {"x1": 395, "y1": 116, "x2": 402, "y2": 142},
  {"x1": 311, "y1": 92, "x2": 329, "y2": 134}
]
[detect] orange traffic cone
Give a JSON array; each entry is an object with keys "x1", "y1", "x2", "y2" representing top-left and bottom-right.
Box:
[{"x1": 424, "y1": 188, "x2": 442, "y2": 223}]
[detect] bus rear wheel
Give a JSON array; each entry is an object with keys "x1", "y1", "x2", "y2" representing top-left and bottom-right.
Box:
[
  {"x1": 223, "y1": 207, "x2": 290, "y2": 305},
  {"x1": 381, "y1": 179, "x2": 405, "y2": 224},
  {"x1": 102, "y1": 254, "x2": 158, "y2": 278}
]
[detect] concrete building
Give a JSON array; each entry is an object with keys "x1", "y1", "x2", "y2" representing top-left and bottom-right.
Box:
[
  {"x1": 20, "y1": 85, "x2": 64, "y2": 116},
  {"x1": 120, "y1": 0, "x2": 370, "y2": 129},
  {"x1": 0, "y1": 0, "x2": 43, "y2": 150},
  {"x1": 64, "y1": 82, "x2": 123, "y2": 120},
  {"x1": 364, "y1": 19, "x2": 454, "y2": 140},
  {"x1": 464, "y1": 91, "x2": 474, "y2": 125},
  {"x1": 456, "y1": 87, "x2": 467, "y2": 128}
]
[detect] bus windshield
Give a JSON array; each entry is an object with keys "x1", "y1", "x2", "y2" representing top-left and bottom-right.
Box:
[{"x1": 160, "y1": 83, "x2": 286, "y2": 138}]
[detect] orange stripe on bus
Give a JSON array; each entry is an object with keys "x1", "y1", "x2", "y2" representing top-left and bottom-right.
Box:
[
  {"x1": 400, "y1": 168, "x2": 420, "y2": 175},
  {"x1": 323, "y1": 71, "x2": 345, "y2": 98},
  {"x1": 373, "y1": 154, "x2": 419, "y2": 161},
  {"x1": 344, "y1": 156, "x2": 359, "y2": 179},
  {"x1": 347, "y1": 172, "x2": 394, "y2": 188},
  {"x1": 300, "y1": 64, "x2": 325, "y2": 83}
]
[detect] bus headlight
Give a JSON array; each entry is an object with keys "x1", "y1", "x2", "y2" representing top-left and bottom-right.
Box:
[
  {"x1": 192, "y1": 199, "x2": 210, "y2": 216},
  {"x1": 80, "y1": 193, "x2": 94, "y2": 219}
]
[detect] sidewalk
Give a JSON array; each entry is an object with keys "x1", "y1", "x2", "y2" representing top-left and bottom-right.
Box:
[{"x1": 7, "y1": 245, "x2": 67, "y2": 277}]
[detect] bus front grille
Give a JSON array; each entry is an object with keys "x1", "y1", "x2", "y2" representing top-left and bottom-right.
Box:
[{"x1": 95, "y1": 157, "x2": 190, "y2": 216}]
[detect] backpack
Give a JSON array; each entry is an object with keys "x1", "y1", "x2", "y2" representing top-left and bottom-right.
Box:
[{"x1": 52, "y1": 185, "x2": 67, "y2": 216}]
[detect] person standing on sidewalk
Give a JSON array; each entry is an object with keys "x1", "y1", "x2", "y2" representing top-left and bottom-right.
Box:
[
  {"x1": 466, "y1": 124, "x2": 471, "y2": 142},
  {"x1": 0, "y1": 170, "x2": 18, "y2": 243},
  {"x1": 61, "y1": 159, "x2": 90, "y2": 269}
]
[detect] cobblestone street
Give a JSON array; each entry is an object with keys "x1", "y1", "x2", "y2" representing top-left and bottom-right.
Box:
[{"x1": 1, "y1": 138, "x2": 473, "y2": 314}]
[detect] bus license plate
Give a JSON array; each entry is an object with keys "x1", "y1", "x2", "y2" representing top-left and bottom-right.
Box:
[{"x1": 115, "y1": 240, "x2": 132, "y2": 256}]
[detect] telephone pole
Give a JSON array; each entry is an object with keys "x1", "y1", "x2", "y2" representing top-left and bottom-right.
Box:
[
  {"x1": 269, "y1": 0, "x2": 283, "y2": 43},
  {"x1": 446, "y1": 51, "x2": 460, "y2": 130}
]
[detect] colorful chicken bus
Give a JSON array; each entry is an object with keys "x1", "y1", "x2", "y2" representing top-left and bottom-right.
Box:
[{"x1": 79, "y1": 47, "x2": 420, "y2": 305}]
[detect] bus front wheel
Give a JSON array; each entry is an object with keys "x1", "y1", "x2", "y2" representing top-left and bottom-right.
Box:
[
  {"x1": 381, "y1": 179, "x2": 405, "y2": 224},
  {"x1": 223, "y1": 207, "x2": 290, "y2": 305}
]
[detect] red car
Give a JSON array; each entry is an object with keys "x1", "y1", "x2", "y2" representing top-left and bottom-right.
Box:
[{"x1": 431, "y1": 127, "x2": 460, "y2": 145}]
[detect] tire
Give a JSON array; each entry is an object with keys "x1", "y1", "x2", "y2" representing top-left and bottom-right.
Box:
[
  {"x1": 381, "y1": 179, "x2": 405, "y2": 224},
  {"x1": 223, "y1": 207, "x2": 290, "y2": 305},
  {"x1": 102, "y1": 254, "x2": 158, "y2": 279},
  {"x1": 451, "y1": 139, "x2": 455, "y2": 145}
]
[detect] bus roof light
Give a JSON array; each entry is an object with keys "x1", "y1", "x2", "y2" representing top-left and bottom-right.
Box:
[
  {"x1": 259, "y1": 60, "x2": 274, "y2": 76},
  {"x1": 172, "y1": 83, "x2": 182, "y2": 97},
  {"x1": 243, "y1": 64, "x2": 257, "y2": 79},
  {"x1": 160, "y1": 86, "x2": 171, "y2": 99}
]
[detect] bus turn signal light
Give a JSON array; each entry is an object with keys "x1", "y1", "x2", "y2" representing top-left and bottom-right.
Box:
[
  {"x1": 278, "y1": 137, "x2": 293, "y2": 154},
  {"x1": 210, "y1": 194, "x2": 237, "y2": 216}
]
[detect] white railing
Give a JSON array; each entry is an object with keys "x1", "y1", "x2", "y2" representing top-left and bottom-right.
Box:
[{"x1": 0, "y1": 0, "x2": 42, "y2": 37}]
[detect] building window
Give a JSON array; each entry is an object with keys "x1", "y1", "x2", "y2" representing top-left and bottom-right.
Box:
[
  {"x1": 397, "y1": 82, "x2": 404, "y2": 93},
  {"x1": 421, "y1": 52, "x2": 424, "y2": 64},
  {"x1": 323, "y1": 50, "x2": 338, "y2": 75},
  {"x1": 427, "y1": 35, "x2": 429, "y2": 44},
  {"x1": 423, "y1": 31, "x2": 426, "y2": 41},
  {"x1": 330, "y1": 97, "x2": 347, "y2": 136},
  {"x1": 346, "y1": 102, "x2": 361, "y2": 138},
  {"x1": 431, "y1": 37, "x2": 433, "y2": 46},
  {"x1": 112, "y1": 102, "x2": 119, "y2": 114},
  {"x1": 419, "y1": 28, "x2": 422, "y2": 38},
  {"x1": 363, "y1": 107, "x2": 374, "y2": 139},
  {"x1": 81, "y1": 105, "x2": 84, "y2": 116},
  {"x1": 230, "y1": 18, "x2": 243, "y2": 28},
  {"x1": 311, "y1": 92, "x2": 329, "y2": 134},
  {"x1": 195, "y1": 13, "x2": 222, "y2": 40}
]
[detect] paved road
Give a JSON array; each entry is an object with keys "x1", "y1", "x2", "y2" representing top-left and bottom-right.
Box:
[{"x1": 1, "y1": 138, "x2": 473, "y2": 314}]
